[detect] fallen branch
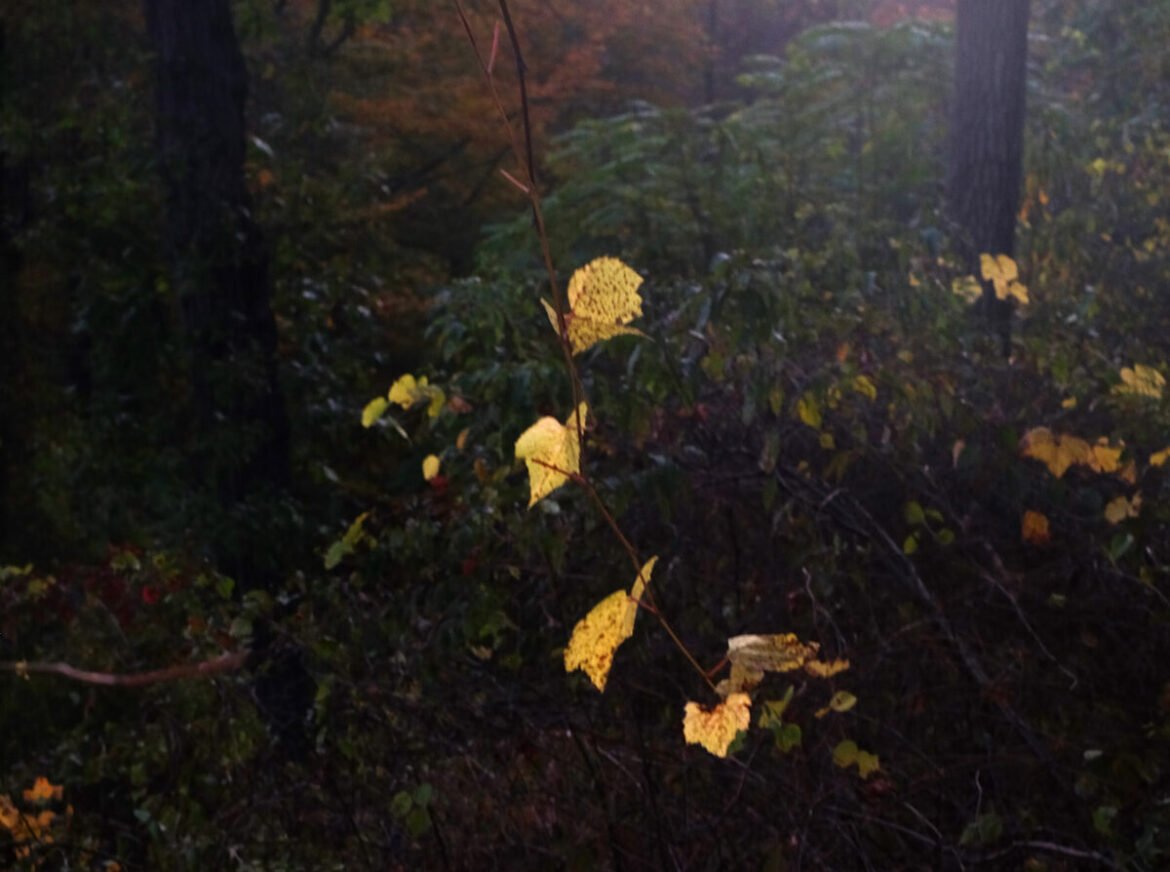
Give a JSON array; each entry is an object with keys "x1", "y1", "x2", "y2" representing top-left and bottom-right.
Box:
[{"x1": 0, "y1": 651, "x2": 247, "y2": 687}]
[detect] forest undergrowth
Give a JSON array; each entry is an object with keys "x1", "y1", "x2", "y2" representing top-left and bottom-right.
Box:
[{"x1": 3, "y1": 5, "x2": 1170, "y2": 871}]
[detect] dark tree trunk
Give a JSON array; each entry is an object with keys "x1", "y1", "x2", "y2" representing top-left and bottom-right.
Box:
[
  {"x1": 946, "y1": 0, "x2": 1031, "y2": 355},
  {"x1": 145, "y1": 0, "x2": 290, "y2": 575}
]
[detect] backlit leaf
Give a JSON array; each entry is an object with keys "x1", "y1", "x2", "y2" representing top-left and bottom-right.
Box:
[
  {"x1": 361, "y1": 397, "x2": 388, "y2": 428},
  {"x1": 683, "y1": 692, "x2": 751, "y2": 757},
  {"x1": 1021, "y1": 510, "x2": 1050, "y2": 545},
  {"x1": 542, "y1": 256, "x2": 644, "y2": 354},
  {"x1": 1088, "y1": 439, "x2": 1123, "y2": 474},
  {"x1": 833, "y1": 739, "x2": 880, "y2": 778},
  {"x1": 728, "y1": 633, "x2": 819, "y2": 673},
  {"x1": 804, "y1": 658, "x2": 850, "y2": 678},
  {"x1": 564, "y1": 556, "x2": 657, "y2": 691},
  {"x1": 981, "y1": 253, "x2": 1028, "y2": 303},
  {"x1": 828, "y1": 690, "x2": 857, "y2": 713},
  {"x1": 952, "y1": 274, "x2": 982, "y2": 303},
  {"x1": 1112, "y1": 364, "x2": 1165, "y2": 399},
  {"x1": 387, "y1": 373, "x2": 446, "y2": 418},
  {"x1": 1104, "y1": 493, "x2": 1141, "y2": 525},
  {"x1": 1150, "y1": 447, "x2": 1170, "y2": 467},
  {"x1": 514, "y1": 403, "x2": 587, "y2": 507},
  {"x1": 1019, "y1": 427, "x2": 1091, "y2": 478},
  {"x1": 422, "y1": 455, "x2": 441, "y2": 481},
  {"x1": 796, "y1": 393, "x2": 821, "y2": 429}
]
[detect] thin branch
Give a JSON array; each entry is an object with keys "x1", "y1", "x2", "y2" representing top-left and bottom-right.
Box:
[{"x1": 1, "y1": 651, "x2": 247, "y2": 687}]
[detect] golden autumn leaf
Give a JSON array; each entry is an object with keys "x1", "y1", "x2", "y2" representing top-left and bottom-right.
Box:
[
  {"x1": 1019, "y1": 427, "x2": 1092, "y2": 478},
  {"x1": 1104, "y1": 493, "x2": 1141, "y2": 525},
  {"x1": 728, "y1": 633, "x2": 820, "y2": 673},
  {"x1": 541, "y1": 256, "x2": 644, "y2": 355},
  {"x1": 422, "y1": 455, "x2": 441, "y2": 481},
  {"x1": 1150, "y1": 447, "x2": 1170, "y2": 467},
  {"x1": 796, "y1": 393, "x2": 822, "y2": 429},
  {"x1": 715, "y1": 662, "x2": 765, "y2": 698},
  {"x1": 514, "y1": 403, "x2": 587, "y2": 507},
  {"x1": 980, "y1": 253, "x2": 1029, "y2": 304},
  {"x1": 387, "y1": 373, "x2": 447, "y2": 418},
  {"x1": 1021, "y1": 510, "x2": 1050, "y2": 545},
  {"x1": 21, "y1": 777, "x2": 62, "y2": 803},
  {"x1": 564, "y1": 556, "x2": 657, "y2": 691},
  {"x1": 952, "y1": 274, "x2": 982, "y2": 303},
  {"x1": 683, "y1": 692, "x2": 752, "y2": 757},
  {"x1": 361, "y1": 397, "x2": 388, "y2": 428},
  {"x1": 1112, "y1": 364, "x2": 1165, "y2": 399},
  {"x1": 1088, "y1": 439, "x2": 1123, "y2": 474},
  {"x1": 388, "y1": 373, "x2": 425, "y2": 407},
  {"x1": 804, "y1": 658, "x2": 851, "y2": 678},
  {"x1": 852, "y1": 375, "x2": 877, "y2": 401}
]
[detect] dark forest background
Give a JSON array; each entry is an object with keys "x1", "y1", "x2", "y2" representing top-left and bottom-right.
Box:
[{"x1": 2, "y1": 1, "x2": 1170, "y2": 869}]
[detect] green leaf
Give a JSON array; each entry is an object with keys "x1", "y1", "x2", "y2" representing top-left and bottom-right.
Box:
[
  {"x1": 903, "y1": 532, "x2": 919, "y2": 555},
  {"x1": 959, "y1": 813, "x2": 1003, "y2": 848},
  {"x1": 405, "y1": 805, "x2": 431, "y2": 836},
  {"x1": 775, "y1": 722, "x2": 802, "y2": 753},
  {"x1": 389, "y1": 791, "x2": 412, "y2": 818},
  {"x1": 1092, "y1": 805, "x2": 1117, "y2": 835},
  {"x1": 833, "y1": 739, "x2": 859, "y2": 768},
  {"x1": 324, "y1": 541, "x2": 349, "y2": 570},
  {"x1": 904, "y1": 501, "x2": 925, "y2": 525},
  {"x1": 828, "y1": 690, "x2": 857, "y2": 713}
]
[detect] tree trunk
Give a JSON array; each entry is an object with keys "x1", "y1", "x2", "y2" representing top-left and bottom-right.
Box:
[
  {"x1": 946, "y1": 0, "x2": 1031, "y2": 355},
  {"x1": 145, "y1": 0, "x2": 290, "y2": 576}
]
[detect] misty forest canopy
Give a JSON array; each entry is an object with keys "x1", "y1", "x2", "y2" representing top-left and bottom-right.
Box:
[{"x1": 2, "y1": 0, "x2": 1170, "y2": 869}]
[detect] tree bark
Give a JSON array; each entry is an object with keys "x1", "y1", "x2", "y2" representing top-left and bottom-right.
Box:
[
  {"x1": 946, "y1": 0, "x2": 1031, "y2": 355},
  {"x1": 145, "y1": 0, "x2": 290, "y2": 573}
]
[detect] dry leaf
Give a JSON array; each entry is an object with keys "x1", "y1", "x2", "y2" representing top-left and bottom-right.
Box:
[{"x1": 683, "y1": 692, "x2": 752, "y2": 757}]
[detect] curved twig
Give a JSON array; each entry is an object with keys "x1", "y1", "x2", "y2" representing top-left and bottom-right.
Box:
[{"x1": 1, "y1": 651, "x2": 247, "y2": 687}]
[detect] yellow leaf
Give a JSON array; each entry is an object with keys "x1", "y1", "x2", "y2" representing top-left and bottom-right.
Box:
[
  {"x1": 1019, "y1": 427, "x2": 1092, "y2": 478},
  {"x1": 388, "y1": 373, "x2": 423, "y2": 408},
  {"x1": 455, "y1": 428, "x2": 470, "y2": 451},
  {"x1": 361, "y1": 397, "x2": 388, "y2": 428},
  {"x1": 804, "y1": 658, "x2": 850, "y2": 678},
  {"x1": 1104, "y1": 493, "x2": 1141, "y2": 525},
  {"x1": 952, "y1": 274, "x2": 982, "y2": 303},
  {"x1": 716, "y1": 662, "x2": 765, "y2": 698},
  {"x1": 1112, "y1": 364, "x2": 1165, "y2": 399},
  {"x1": 422, "y1": 455, "x2": 441, "y2": 481},
  {"x1": 514, "y1": 403, "x2": 587, "y2": 507},
  {"x1": 1150, "y1": 447, "x2": 1170, "y2": 467},
  {"x1": 542, "y1": 256, "x2": 644, "y2": 355},
  {"x1": 387, "y1": 373, "x2": 446, "y2": 417},
  {"x1": 1021, "y1": 510, "x2": 1050, "y2": 545},
  {"x1": 796, "y1": 393, "x2": 822, "y2": 429},
  {"x1": 1062, "y1": 396, "x2": 1077, "y2": 409},
  {"x1": 852, "y1": 375, "x2": 877, "y2": 401},
  {"x1": 1088, "y1": 439, "x2": 1123, "y2": 474},
  {"x1": 728, "y1": 633, "x2": 820, "y2": 673},
  {"x1": 683, "y1": 692, "x2": 751, "y2": 757},
  {"x1": 980, "y1": 253, "x2": 1028, "y2": 303},
  {"x1": 564, "y1": 557, "x2": 656, "y2": 692}
]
